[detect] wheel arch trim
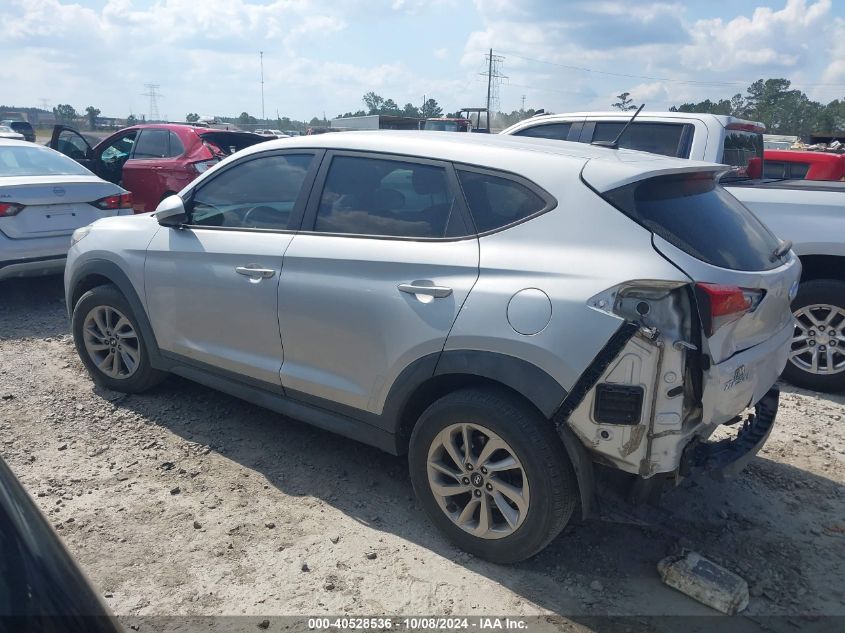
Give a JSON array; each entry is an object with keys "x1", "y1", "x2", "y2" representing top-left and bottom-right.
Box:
[{"x1": 67, "y1": 259, "x2": 165, "y2": 368}]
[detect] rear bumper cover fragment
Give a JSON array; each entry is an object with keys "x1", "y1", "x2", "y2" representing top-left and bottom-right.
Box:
[{"x1": 680, "y1": 386, "x2": 779, "y2": 481}]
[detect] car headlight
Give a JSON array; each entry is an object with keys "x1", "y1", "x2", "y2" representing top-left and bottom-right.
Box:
[{"x1": 71, "y1": 225, "x2": 92, "y2": 246}]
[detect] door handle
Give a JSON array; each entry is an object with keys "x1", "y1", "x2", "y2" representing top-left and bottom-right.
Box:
[
  {"x1": 235, "y1": 265, "x2": 276, "y2": 279},
  {"x1": 398, "y1": 282, "x2": 452, "y2": 298}
]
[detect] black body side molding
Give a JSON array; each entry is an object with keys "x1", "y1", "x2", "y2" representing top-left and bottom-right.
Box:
[{"x1": 433, "y1": 350, "x2": 568, "y2": 418}]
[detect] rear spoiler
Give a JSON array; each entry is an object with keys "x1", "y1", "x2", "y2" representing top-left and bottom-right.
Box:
[{"x1": 580, "y1": 158, "x2": 725, "y2": 193}]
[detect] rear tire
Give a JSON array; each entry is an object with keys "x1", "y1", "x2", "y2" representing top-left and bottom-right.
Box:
[
  {"x1": 72, "y1": 284, "x2": 166, "y2": 393},
  {"x1": 409, "y1": 387, "x2": 578, "y2": 563},
  {"x1": 781, "y1": 279, "x2": 845, "y2": 393}
]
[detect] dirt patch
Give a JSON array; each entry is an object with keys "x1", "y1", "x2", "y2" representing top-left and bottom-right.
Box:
[{"x1": 1, "y1": 276, "x2": 844, "y2": 629}]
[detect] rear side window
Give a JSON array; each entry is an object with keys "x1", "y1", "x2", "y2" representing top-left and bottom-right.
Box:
[
  {"x1": 722, "y1": 131, "x2": 763, "y2": 177},
  {"x1": 133, "y1": 130, "x2": 170, "y2": 159},
  {"x1": 763, "y1": 160, "x2": 809, "y2": 180},
  {"x1": 457, "y1": 169, "x2": 548, "y2": 233},
  {"x1": 602, "y1": 173, "x2": 781, "y2": 271},
  {"x1": 314, "y1": 155, "x2": 462, "y2": 238},
  {"x1": 592, "y1": 122, "x2": 690, "y2": 158},
  {"x1": 514, "y1": 122, "x2": 572, "y2": 141}
]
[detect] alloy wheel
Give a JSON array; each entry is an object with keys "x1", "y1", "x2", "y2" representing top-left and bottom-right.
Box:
[
  {"x1": 790, "y1": 304, "x2": 845, "y2": 376},
  {"x1": 426, "y1": 422, "x2": 530, "y2": 540},
  {"x1": 82, "y1": 305, "x2": 141, "y2": 379}
]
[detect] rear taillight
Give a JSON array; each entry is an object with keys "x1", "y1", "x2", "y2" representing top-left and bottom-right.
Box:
[
  {"x1": 695, "y1": 283, "x2": 764, "y2": 336},
  {"x1": 0, "y1": 202, "x2": 24, "y2": 217},
  {"x1": 93, "y1": 193, "x2": 133, "y2": 210}
]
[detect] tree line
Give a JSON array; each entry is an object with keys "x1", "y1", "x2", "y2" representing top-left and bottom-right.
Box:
[{"x1": 613, "y1": 78, "x2": 845, "y2": 139}]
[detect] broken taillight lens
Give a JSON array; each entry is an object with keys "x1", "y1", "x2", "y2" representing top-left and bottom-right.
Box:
[
  {"x1": 695, "y1": 283, "x2": 763, "y2": 336},
  {"x1": 93, "y1": 193, "x2": 133, "y2": 210}
]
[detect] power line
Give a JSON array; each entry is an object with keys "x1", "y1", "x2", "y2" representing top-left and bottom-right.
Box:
[{"x1": 497, "y1": 49, "x2": 845, "y2": 89}]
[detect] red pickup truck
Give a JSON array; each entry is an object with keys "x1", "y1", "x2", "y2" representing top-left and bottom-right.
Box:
[{"x1": 763, "y1": 150, "x2": 845, "y2": 181}]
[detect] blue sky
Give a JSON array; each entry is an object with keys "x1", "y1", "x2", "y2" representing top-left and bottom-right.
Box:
[{"x1": 2, "y1": 0, "x2": 844, "y2": 121}]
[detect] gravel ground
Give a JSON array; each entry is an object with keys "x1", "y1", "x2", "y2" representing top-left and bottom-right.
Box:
[{"x1": 1, "y1": 275, "x2": 844, "y2": 631}]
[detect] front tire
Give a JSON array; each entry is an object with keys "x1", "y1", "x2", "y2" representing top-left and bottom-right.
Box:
[
  {"x1": 72, "y1": 284, "x2": 166, "y2": 393},
  {"x1": 409, "y1": 388, "x2": 578, "y2": 563},
  {"x1": 781, "y1": 279, "x2": 845, "y2": 393}
]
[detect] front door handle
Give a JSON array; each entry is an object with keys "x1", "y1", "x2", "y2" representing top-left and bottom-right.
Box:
[
  {"x1": 235, "y1": 265, "x2": 276, "y2": 279},
  {"x1": 398, "y1": 282, "x2": 452, "y2": 298}
]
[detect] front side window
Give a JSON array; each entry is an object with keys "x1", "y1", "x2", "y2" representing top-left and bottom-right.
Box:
[
  {"x1": 190, "y1": 154, "x2": 313, "y2": 230},
  {"x1": 514, "y1": 122, "x2": 572, "y2": 141},
  {"x1": 592, "y1": 122, "x2": 689, "y2": 158},
  {"x1": 100, "y1": 132, "x2": 136, "y2": 163},
  {"x1": 55, "y1": 130, "x2": 90, "y2": 159},
  {"x1": 314, "y1": 156, "x2": 460, "y2": 238},
  {"x1": 457, "y1": 169, "x2": 548, "y2": 233}
]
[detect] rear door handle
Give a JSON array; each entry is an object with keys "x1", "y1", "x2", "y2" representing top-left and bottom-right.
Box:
[
  {"x1": 235, "y1": 265, "x2": 276, "y2": 279},
  {"x1": 398, "y1": 282, "x2": 452, "y2": 298}
]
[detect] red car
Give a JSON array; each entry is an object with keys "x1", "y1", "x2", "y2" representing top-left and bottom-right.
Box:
[
  {"x1": 50, "y1": 124, "x2": 266, "y2": 213},
  {"x1": 763, "y1": 149, "x2": 845, "y2": 181}
]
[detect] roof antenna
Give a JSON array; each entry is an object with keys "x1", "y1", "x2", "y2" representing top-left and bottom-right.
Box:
[{"x1": 592, "y1": 103, "x2": 644, "y2": 149}]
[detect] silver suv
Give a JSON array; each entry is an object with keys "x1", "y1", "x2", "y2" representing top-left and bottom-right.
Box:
[{"x1": 65, "y1": 132, "x2": 799, "y2": 563}]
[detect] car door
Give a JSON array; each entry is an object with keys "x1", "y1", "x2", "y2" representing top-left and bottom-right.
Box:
[
  {"x1": 277, "y1": 151, "x2": 479, "y2": 417},
  {"x1": 144, "y1": 150, "x2": 323, "y2": 386},
  {"x1": 93, "y1": 129, "x2": 138, "y2": 185},
  {"x1": 49, "y1": 126, "x2": 98, "y2": 173},
  {"x1": 124, "y1": 128, "x2": 172, "y2": 212}
]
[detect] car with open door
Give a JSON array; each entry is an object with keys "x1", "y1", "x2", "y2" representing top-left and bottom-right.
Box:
[{"x1": 50, "y1": 124, "x2": 266, "y2": 213}]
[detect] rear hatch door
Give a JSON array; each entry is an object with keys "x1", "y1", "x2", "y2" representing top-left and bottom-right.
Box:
[{"x1": 586, "y1": 161, "x2": 800, "y2": 422}]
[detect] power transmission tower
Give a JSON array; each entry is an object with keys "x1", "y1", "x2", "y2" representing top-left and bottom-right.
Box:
[
  {"x1": 480, "y1": 49, "x2": 507, "y2": 123},
  {"x1": 141, "y1": 83, "x2": 162, "y2": 121},
  {"x1": 39, "y1": 98, "x2": 52, "y2": 112},
  {"x1": 521, "y1": 95, "x2": 526, "y2": 112}
]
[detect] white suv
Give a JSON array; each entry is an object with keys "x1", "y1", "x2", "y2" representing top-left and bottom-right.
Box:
[{"x1": 64, "y1": 132, "x2": 799, "y2": 562}]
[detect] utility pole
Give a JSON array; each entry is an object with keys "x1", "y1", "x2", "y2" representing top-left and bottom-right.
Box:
[
  {"x1": 486, "y1": 48, "x2": 493, "y2": 119},
  {"x1": 260, "y1": 51, "x2": 265, "y2": 122}
]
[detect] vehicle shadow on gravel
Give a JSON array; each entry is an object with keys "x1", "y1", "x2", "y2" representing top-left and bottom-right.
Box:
[
  {"x1": 0, "y1": 275, "x2": 68, "y2": 340},
  {"x1": 112, "y1": 375, "x2": 845, "y2": 626}
]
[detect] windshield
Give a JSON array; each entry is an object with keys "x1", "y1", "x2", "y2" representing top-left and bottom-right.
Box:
[
  {"x1": 424, "y1": 121, "x2": 460, "y2": 132},
  {"x1": 0, "y1": 145, "x2": 93, "y2": 177},
  {"x1": 722, "y1": 130, "x2": 763, "y2": 179}
]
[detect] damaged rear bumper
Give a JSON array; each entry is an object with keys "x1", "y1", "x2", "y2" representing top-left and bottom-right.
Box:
[{"x1": 679, "y1": 386, "x2": 779, "y2": 481}]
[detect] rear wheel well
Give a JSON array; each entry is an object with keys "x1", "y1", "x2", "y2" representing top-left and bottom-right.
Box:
[
  {"x1": 70, "y1": 274, "x2": 115, "y2": 311},
  {"x1": 799, "y1": 255, "x2": 845, "y2": 283},
  {"x1": 395, "y1": 374, "x2": 546, "y2": 455}
]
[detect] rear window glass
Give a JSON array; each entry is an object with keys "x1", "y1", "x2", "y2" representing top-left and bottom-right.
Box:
[
  {"x1": 763, "y1": 160, "x2": 810, "y2": 180},
  {"x1": 200, "y1": 132, "x2": 266, "y2": 156},
  {"x1": 602, "y1": 173, "x2": 781, "y2": 271},
  {"x1": 457, "y1": 169, "x2": 548, "y2": 233},
  {"x1": 592, "y1": 122, "x2": 690, "y2": 157},
  {"x1": 0, "y1": 145, "x2": 92, "y2": 177},
  {"x1": 722, "y1": 131, "x2": 763, "y2": 178},
  {"x1": 514, "y1": 122, "x2": 572, "y2": 141}
]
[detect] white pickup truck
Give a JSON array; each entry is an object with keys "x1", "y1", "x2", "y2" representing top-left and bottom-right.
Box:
[{"x1": 502, "y1": 111, "x2": 845, "y2": 393}]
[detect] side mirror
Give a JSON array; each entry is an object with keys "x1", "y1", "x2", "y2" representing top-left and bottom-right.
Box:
[{"x1": 156, "y1": 195, "x2": 187, "y2": 227}]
